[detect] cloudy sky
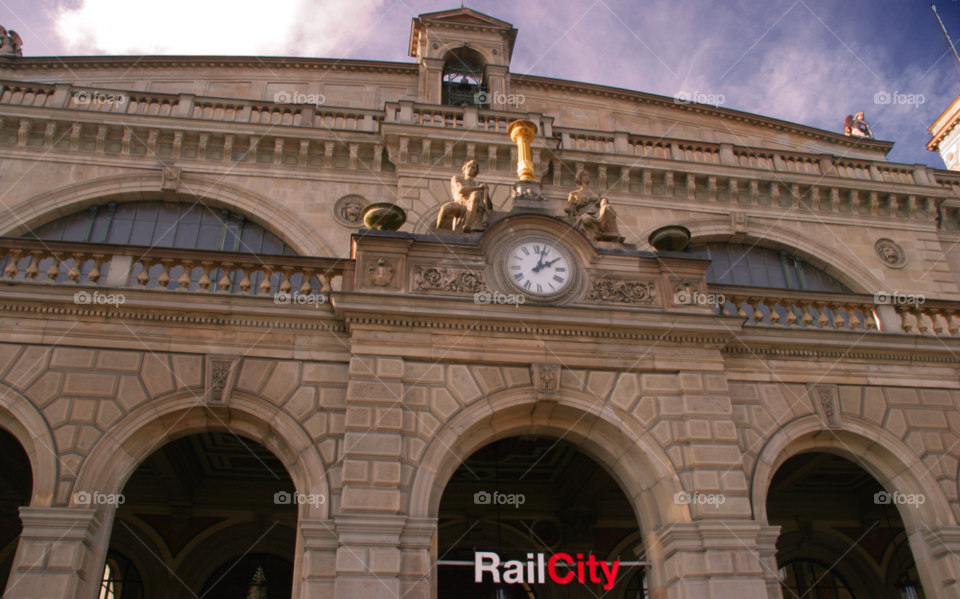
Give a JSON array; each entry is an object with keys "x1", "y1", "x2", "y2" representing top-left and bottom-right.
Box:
[{"x1": 2, "y1": 0, "x2": 959, "y2": 167}]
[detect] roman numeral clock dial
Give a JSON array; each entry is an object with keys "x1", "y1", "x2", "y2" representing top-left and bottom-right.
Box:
[{"x1": 504, "y1": 240, "x2": 572, "y2": 298}]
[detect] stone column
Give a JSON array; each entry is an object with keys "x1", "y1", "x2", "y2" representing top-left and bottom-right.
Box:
[
  {"x1": 483, "y1": 64, "x2": 509, "y2": 109},
  {"x1": 298, "y1": 519, "x2": 339, "y2": 598},
  {"x1": 920, "y1": 525, "x2": 960, "y2": 599},
  {"x1": 654, "y1": 522, "x2": 769, "y2": 599},
  {"x1": 335, "y1": 356, "x2": 408, "y2": 599},
  {"x1": 4, "y1": 507, "x2": 103, "y2": 599},
  {"x1": 418, "y1": 58, "x2": 444, "y2": 105}
]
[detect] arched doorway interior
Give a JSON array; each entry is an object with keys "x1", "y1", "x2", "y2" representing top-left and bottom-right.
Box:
[{"x1": 0, "y1": 428, "x2": 32, "y2": 593}]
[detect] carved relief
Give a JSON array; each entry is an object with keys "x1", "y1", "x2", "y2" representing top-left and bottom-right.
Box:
[
  {"x1": 205, "y1": 355, "x2": 239, "y2": 404},
  {"x1": 161, "y1": 167, "x2": 181, "y2": 191},
  {"x1": 532, "y1": 363, "x2": 561, "y2": 403},
  {"x1": 874, "y1": 238, "x2": 906, "y2": 268},
  {"x1": 587, "y1": 279, "x2": 657, "y2": 304},
  {"x1": 415, "y1": 266, "x2": 489, "y2": 294},
  {"x1": 365, "y1": 258, "x2": 397, "y2": 287},
  {"x1": 811, "y1": 384, "x2": 841, "y2": 428},
  {"x1": 332, "y1": 194, "x2": 369, "y2": 227},
  {"x1": 731, "y1": 211, "x2": 748, "y2": 234}
]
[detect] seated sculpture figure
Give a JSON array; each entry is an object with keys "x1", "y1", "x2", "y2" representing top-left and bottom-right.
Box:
[
  {"x1": 436, "y1": 159, "x2": 492, "y2": 232},
  {"x1": 565, "y1": 169, "x2": 624, "y2": 243},
  {"x1": 0, "y1": 26, "x2": 22, "y2": 56},
  {"x1": 843, "y1": 111, "x2": 873, "y2": 140}
]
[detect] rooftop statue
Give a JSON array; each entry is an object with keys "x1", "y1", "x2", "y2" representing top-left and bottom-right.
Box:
[
  {"x1": 843, "y1": 111, "x2": 873, "y2": 139},
  {"x1": 436, "y1": 159, "x2": 493, "y2": 232},
  {"x1": 565, "y1": 169, "x2": 624, "y2": 243},
  {"x1": 0, "y1": 26, "x2": 22, "y2": 56}
]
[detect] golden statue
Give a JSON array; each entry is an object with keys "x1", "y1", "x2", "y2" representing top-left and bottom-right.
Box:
[
  {"x1": 565, "y1": 169, "x2": 624, "y2": 243},
  {"x1": 436, "y1": 159, "x2": 493, "y2": 232}
]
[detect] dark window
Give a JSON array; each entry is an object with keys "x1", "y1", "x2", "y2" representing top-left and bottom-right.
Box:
[
  {"x1": 688, "y1": 243, "x2": 852, "y2": 292},
  {"x1": 778, "y1": 560, "x2": 855, "y2": 599},
  {"x1": 99, "y1": 551, "x2": 142, "y2": 599},
  {"x1": 200, "y1": 553, "x2": 292, "y2": 599},
  {"x1": 24, "y1": 201, "x2": 298, "y2": 255}
]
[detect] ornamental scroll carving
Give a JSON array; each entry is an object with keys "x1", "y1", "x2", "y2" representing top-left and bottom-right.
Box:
[
  {"x1": 811, "y1": 384, "x2": 841, "y2": 428},
  {"x1": 532, "y1": 363, "x2": 561, "y2": 403},
  {"x1": 587, "y1": 279, "x2": 657, "y2": 304},
  {"x1": 205, "y1": 355, "x2": 240, "y2": 404},
  {"x1": 415, "y1": 266, "x2": 490, "y2": 294}
]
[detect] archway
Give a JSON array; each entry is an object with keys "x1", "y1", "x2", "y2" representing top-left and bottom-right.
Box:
[
  {"x1": 100, "y1": 432, "x2": 299, "y2": 599},
  {"x1": 0, "y1": 429, "x2": 32, "y2": 593},
  {"x1": 437, "y1": 436, "x2": 647, "y2": 599},
  {"x1": 753, "y1": 420, "x2": 954, "y2": 599}
]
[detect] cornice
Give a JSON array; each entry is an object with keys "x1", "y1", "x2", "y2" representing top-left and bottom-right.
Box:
[
  {"x1": 0, "y1": 55, "x2": 420, "y2": 75},
  {"x1": 511, "y1": 74, "x2": 896, "y2": 154},
  {"x1": 722, "y1": 344, "x2": 960, "y2": 364}
]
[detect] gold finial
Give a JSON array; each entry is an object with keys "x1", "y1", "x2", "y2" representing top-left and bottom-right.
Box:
[{"x1": 508, "y1": 120, "x2": 538, "y2": 182}]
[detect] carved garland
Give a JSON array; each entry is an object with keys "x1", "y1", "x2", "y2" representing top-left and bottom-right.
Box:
[
  {"x1": 587, "y1": 279, "x2": 658, "y2": 304},
  {"x1": 415, "y1": 266, "x2": 489, "y2": 294}
]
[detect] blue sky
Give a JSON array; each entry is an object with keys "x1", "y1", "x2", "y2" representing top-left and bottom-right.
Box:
[{"x1": 3, "y1": 0, "x2": 959, "y2": 167}]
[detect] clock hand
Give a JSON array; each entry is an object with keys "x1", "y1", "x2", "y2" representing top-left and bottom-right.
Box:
[
  {"x1": 543, "y1": 257, "x2": 562, "y2": 268},
  {"x1": 531, "y1": 256, "x2": 546, "y2": 273}
]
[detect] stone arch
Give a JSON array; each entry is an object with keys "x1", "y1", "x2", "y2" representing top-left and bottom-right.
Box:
[
  {"x1": 775, "y1": 529, "x2": 887, "y2": 599},
  {"x1": 69, "y1": 390, "x2": 330, "y2": 599},
  {"x1": 0, "y1": 382, "x2": 58, "y2": 507},
  {"x1": 752, "y1": 416, "x2": 956, "y2": 599},
  {"x1": 439, "y1": 43, "x2": 496, "y2": 71},
  {"x1": 0, "y1": 173, "x2": 333, "y2": 256},
  {"x1": 629, "y1": 215, "x2": 885, "y2": 294},
  {"x1": 411, "y1": 387, "x2": 686, "y2": 598}
]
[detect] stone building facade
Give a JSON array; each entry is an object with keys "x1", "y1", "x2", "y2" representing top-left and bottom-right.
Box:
[{"x1": 0, "y1": 7, "x2": 959, "y2": 599}]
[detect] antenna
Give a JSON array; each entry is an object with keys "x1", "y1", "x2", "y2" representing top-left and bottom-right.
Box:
[{"x1": 932, "y1": 5, "x2": 960, "y2": 69}]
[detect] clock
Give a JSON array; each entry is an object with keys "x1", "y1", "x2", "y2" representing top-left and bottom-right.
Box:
[{"x1": 503, "y1": 238, "x2": 574, "y2": 297}]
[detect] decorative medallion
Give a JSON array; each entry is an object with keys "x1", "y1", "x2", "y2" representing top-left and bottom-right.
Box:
[
  {"x1": 810, "y1": 384, "x2": 841, "y2": 428},
  {"x1": 415, "y1": 266, "x2": 489, "y2": 294},
  {"x1": 532, "y1": 363, "x2": 561, "y2": 403},
  {"x1": 587, "y1": 279, "x2": 657, "y2": 304},
  {"x1": 204, "y1": 355, "x2": 240, "y2": 404},
  {"x1": 365, "y1": 257, "x2": 397, "y2": 287},
  {"x1": 874, "y1": 238, "x2": 906, "y2": 268},
  {"x1": 332, "y1": 194, "x2": 369, "y2": 227}
]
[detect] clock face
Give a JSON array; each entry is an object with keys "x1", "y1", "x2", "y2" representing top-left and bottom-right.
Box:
[{"x1": 505, "y1": 240, "x2": 572, "y2": 297}]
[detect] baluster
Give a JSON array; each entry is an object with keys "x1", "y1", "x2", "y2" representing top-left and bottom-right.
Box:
[
  {"x1": 863, "y1": 306, "x2": 878, "y2": 330},
  {"x1": 928, "y1": 308, "x2": 945, "y2": 336},
  {"x1": 88, "y1": 254, "x2": 105, "y2": 284},
  {"x1": 763, "y1": 299, "x2": 781, "y2": 325},
  {"x1": 945, "y1": 310, "x2": 960, "y2": 336},
  {"x1": 320, "y1": 273, "x2": 332, "y2": 295},
  {"x1": 259, "y1": 267, "x2": 274, "y2": 295},
  {"x1": 797, "y1": 300, "x2": 815, "y2": 327},
  {"x1": 897, "y1": 306, "x2": 913, "y2": 333},
  {"x1": 781, "y1": 299, "x2": 798, "y2": 326},
  {"x1": 846, "y1": 304, "x2": 861, "y2": 329},
  {"x1": 45, "y1": 253, "x2": 62, "y2": 283},
  {"x1": 912, "y1": 308, "x2": 929, "y2": 334},
  {"x1": 280, "y1": 266, "x2": 294, "y2": 295},
  {"x1": 218, "y1": 262, "x2": 234, "y2": 293},
  {"x1": 300, "y1": 268, "x2": 315, "y2": 295},
  {"x1": 137, "y1": 258, "x2": 154, "y2": 288},
  {"x1": 239, "y1": 264, "x2": 253, "y2": 294},
  {"x1": 747, "y1": 297, "x2": 764, "y2": 324},
  {"x1": 157, "y1": 259, "x2": 174, "y2": 289},
  {"x1": 68, "y1": 253, "x2": 86, "y2": 283},
  {"x1": 829, "y1": 302, "x2": 846, "y2": 329},
  {"x1": 177, "y1": 259, "x2": 194, "y2": 291},
  {"x1": 24, "y1": 251, "x2": 44, "y2": 281},
  {"x1": 720, "y1": 298, "x2": 733, "y2": 316},
  {"x1": 197, "y1": 261, "x2": 214, "y2": 292},
  {"x1": 3, "y1": 248, "x2": 23, "y2": 279},
  {"x1": 732, "y1": 296, "x2": 747, "y2": 317},
  {"x1": 814, "y1": 301, "x2": 830, "y2": 328}
]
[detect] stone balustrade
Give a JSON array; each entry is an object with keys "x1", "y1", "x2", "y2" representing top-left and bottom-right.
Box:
[
  {"x1": 711, "y1": 285, "x2": 960, "y2": 336},
  {"x1": 0, "y1": 237, "x2": 348, "y2": 300}
]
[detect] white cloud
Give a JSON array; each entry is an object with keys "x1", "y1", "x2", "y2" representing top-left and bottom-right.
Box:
[{"x1": 53, "y1": 0, "x2": 385, "y2": 56}]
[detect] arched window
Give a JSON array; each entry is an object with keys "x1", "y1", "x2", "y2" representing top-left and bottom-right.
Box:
[
  {"x1": 624, "y1": 568, "x2": 649, "y2": 598},
  {"x1": 688, "y1": 243, "x2": 852, "y2": 292},
  {"x1": 778, "y1": 560, "x2": 855, "y2": 599},
  {"x1": 99, "y1": 551, "x2": 142, "y2": 599},
  {"x1": 442, "y1": 48, "x2": 488, "y2": 108},
  {"x1": 25, "y1": 200, "x2": 298, "y2": 255}
]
